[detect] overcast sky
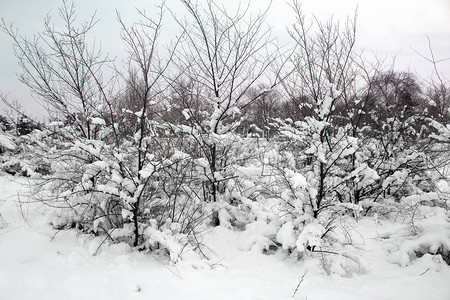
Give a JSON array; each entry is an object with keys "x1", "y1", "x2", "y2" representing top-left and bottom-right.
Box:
[{"x1": 1, "y1": 0, "x2": 449, "y2": 120}]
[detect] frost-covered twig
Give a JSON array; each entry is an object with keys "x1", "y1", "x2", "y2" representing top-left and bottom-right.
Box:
[
  {"x1": 0, "y1": 225, "x2": 25, "y2": 237},
  {"x1": 420, "y1": 267, "x2": 430, "y2": 276},
  {"x1": 15, "y1": 192, "x2": 33, "y2": 228},
  {"x1": 0, "y1": 212, "x2": 6, "y2": 229},
  {"x1": 151, "y1": 253, "x2": 183, "y2": 279},
  {"x1": 311, "y1": 249, "x2": 339, "y2": 255},
  {"x1": 292, "y1": 269, "x2": 308, "y2": 298},
  {"x1": 92, "y1": 227, "x2": 116, "y2": 256}
]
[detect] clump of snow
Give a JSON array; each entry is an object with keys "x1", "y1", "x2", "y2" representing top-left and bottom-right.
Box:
[
  {"x1": 276, "y1": 221, "x2": 296, "y2": 249},
  {"x1": 91, "y1": 117, "x2": 106, "y2": 126},
  {"x1": 110, "y1": 224, "x2": 135, "y2": 240},
  {"x1": 236, "y1": 166, "x2": 263, "y2": 177},
  {"x1": 218, "y1": 208, "x2": 233, "y2": 229},
  {"x1": 144, "y1": 225, "x2": 185, "y2": 263},
  {"x1": 386, "y1": 206, "x2": 450, "y2": 266},
  {"x1": 402, "y1": 192, "x2": 440, "y2": 206},
  {"x1": 296, "y1": 221, "x2": 325, "y2": 253},
  {"x1": 0, "y1": 134, "x2": 15, "y2": 150},
  {"x1": 436, "y1": 179, "x2": 449, "y2": 193},
  {"x1": 48, "y1": 121, "x2": 64, "y2": 127},
  {"x1": 139, "y1": 163, "x2": 155, "y2": 179},
  {"x1": 181, "y1": 108, "x2": 191, "y2": 120},
  {"x1": 238, "y1": 220, "x2": 277, "y2": 252},
  {"x1": 285, "y1": 169, "x2": 307, "y2": 189}
]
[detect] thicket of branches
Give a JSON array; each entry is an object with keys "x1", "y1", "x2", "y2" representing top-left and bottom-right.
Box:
[{"x1": 1, "y1": 0, "x2": 449, "y2": 270}]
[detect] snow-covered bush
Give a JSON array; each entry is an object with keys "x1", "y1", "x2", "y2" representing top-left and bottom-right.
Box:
[
  {"x1": 35, "y1": 122, "x2": 209, "y2": 250},
  {"x1": 0, "y1": 2, "x2": 215, "y2": 263},
  {"x1": 0, "y1": 128, "x2": 16, "y2": 154},
  {"x1": 384, "y1": 203, "x2": 450, "y2": 266}
]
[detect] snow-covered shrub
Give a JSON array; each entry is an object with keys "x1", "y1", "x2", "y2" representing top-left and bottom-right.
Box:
[
  {"x1": 144, "y1": 220, "x2": 189, "y2": 263},
  {"x1": 355, "y1": 119, "x2": 435, "y2": 218},
  {"x1": 274, "y1": 114, "x2": 379, "y2": 219},
  {"x1": 167, "y1": 0, "x2": 281, "y2": 206},
  {"x1": 16, "y1": 116, "x2": 41, "y2": 136},
  {"x1": 0, "y1": 127, "x2": 19, "y2": 175},
  {"x1": 385, "y1": 203, "x2": 450, "y2": 266},
  {"x1": 216, "y1": 141, "x2": 368, "y2": 274},
  {"x1": 278, "y1": 6, "x2": 378, "y2": 222},
  {"x1": 33, "y1": 123, "x2": 211, "y2": 259},
  {"x1": 2, "y1": 0, "x2": 449, "y2": 276},
  {"x1": 0, "y1": 128, "x2": 16, "y2": 154},
  {"x1": 0, "y1": 1, "x2": 220, "y2": 263},
  {"x1": 0, "y1": 127, "x2": 52, "y2": 177}
]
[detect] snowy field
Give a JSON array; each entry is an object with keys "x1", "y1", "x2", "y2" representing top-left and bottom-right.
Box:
[{"x1": 1, "y1": 175, "x2": 449, "y2": 300}]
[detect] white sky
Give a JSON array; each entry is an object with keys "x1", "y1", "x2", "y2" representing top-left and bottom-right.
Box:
[{"x1": 1, "y1": 0, "x2": 449, "y2": 120}]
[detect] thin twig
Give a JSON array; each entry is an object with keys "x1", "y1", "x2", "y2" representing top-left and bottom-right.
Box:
[
  {"x1": 420, "y1": 267, "x2": 430, "y2": 276},
  {"x1": 92, "y1": 228, "x2": 115, "y2": 256},
  {"x1": 0, "y1": 225, "x2": 25, "y2": 237},
  {"x1": 151, "y1": 253, "x2": 183, "y2": 279},
  {"x1": 292, "y1": 269, "x2": 308, "y2": 298}
]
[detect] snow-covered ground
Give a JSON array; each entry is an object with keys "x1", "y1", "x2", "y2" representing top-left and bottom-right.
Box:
[{"x1": 1, "y1": 174, "x2": 449, "y2": 300}]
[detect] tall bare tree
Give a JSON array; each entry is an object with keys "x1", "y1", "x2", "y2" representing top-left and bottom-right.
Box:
[
  {"x1": 115, "y1": 3, "x2": 181, "y2": 246},
  {"x1": 1, "y1": 1, "x2": 113, "y2": 140},
  {"x1": 280, "y1": 1, "x2": 363, "y2": 218},
  {"x1": 171, "y1": 0, "x2": 282, "y2": 202}
]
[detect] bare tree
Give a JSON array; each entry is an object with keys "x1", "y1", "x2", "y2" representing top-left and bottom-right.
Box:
[
  {"x1": 1, "y1": 1, "x2": 196, "y2": 250},
  {"x1": 115, "y1": 3, "x2": 182, "y2": 246},
  {"x1": 413, "y1": 37, "x2": 450, "y2": 122},
  {"x1": 280, "y1": 1, "x2": 362, "y2": 218},
  {"x1": 243, "y1": 85, "x2": 283, "y2": 140},
  {"x1": 171, "y1": 0, "x2": 282, "y2": 202},
  {"x1": 1, "y1": 1, "x2": 113, "y2": 140}
]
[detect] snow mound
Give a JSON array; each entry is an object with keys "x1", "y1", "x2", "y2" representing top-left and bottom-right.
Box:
[
  {"x1": 238, "y1": 220, "x2": 277, "y2": 252},
  {"x1": 387, "y1": 207, "x2": 450, "y2": 266},
  {"x1": 276, "y1": 221, "x2": 296, "y2": 249},
  {"x1": 296, "y1": 221, "x2": 325, "y2": 253}
]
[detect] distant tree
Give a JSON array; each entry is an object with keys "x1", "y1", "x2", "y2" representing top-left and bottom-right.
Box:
[
  {"x1": 1, "y1": 2, "x2": 112, "y2": 140},
  {"x1": 242, "y1": 85, "x2": 284, "y2": 140},
  {"x1": 16, "y1": 115, "x2": 41, "y2": 135},
  {"x1": 427, "y1": 84, "x2": 450, "y2": 122}
]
